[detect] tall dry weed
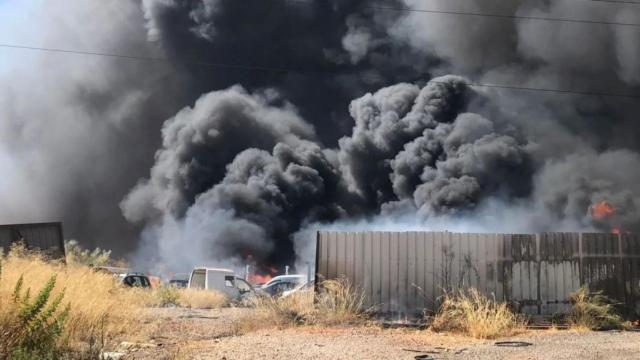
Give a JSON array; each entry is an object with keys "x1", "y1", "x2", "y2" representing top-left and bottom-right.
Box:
[
  {"x1": 237, "y1": 277, "x2": 370, "y2": 333},
  {"x1": 567, "y1": 286, "x2": 624, "y2": 330},
  {"x1": 430, "y1": 289, "x2": 525, "y2": 339},
  {"x1": 0, "y1": 248, "x2": 150, "y2": 346},
  {"x1": 178, "y1": 289, "x2": 227, "y2": 309},
  {"x1": 315, "y1": 277, "x2": 370, "y2": 325}
]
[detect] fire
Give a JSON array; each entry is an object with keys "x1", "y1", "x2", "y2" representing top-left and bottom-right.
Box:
[
  {"x1": 611, "y1": 228, "x2": 632, "y2": 235},
  {"x1": 245, "y1": 264, "x2": 279, "y2": 285},
  {"x1": 591, "y1": 201, "x2": 615, "y2": 221},
  {"x1": 249, "y1": 273, "x2": 273, "y2": 285}
]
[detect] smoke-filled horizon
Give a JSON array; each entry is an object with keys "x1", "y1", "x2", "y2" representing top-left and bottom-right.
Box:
[{"x1": 2, "y1": 0, "x2": 640, "y2": 273}]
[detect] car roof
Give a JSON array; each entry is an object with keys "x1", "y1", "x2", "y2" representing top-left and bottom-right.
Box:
[
  {"x1": 170, "y1": 273, "x2": 190, "y2": 280},
  {"x1": 192, "y1": 267, "x2": 234, "y2": 273},
  {"x1": 267, "y1": 275, "x2": 305, "y2": 283},
  {"x1": 119, "y1": 272, "x2": 148, "y2": 277},
  {"x1": 95, "y1": 266, "x2": 130, "y2": 274}
]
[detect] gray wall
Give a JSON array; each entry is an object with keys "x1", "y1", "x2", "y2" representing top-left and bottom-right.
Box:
[
  {"x1": 0, "y1": 222, "x2": 65, "y2": 259},
  {"x1": 315, "y1": 231, "x2": 640, "y2": 316}
]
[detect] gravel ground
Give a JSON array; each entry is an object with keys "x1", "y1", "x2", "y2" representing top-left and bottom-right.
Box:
[{"x1": 119, "y1": 308, "x2": 640, "y2": 360}]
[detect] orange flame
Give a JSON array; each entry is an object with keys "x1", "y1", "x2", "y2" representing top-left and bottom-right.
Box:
[
  {"x1": 249, "y1": 274, "x2": 273, "y2": 285},
  {"x1": 591, "y1": 201, "x2": 615, "y2": 221},
  {"x1": 246, "y1": 266, "x2": 279, "y2": 285}
]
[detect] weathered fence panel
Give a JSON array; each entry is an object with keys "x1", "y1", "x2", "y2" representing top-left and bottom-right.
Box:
[
  {"x1": 316, "y1": 231, "x2": 640, "y2": 317},
  {"x1": 0, "y1": 222, "x2": 65, "y2": 259}
]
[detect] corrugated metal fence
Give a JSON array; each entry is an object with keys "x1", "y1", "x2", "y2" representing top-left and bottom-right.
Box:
[
  {"x1": 0, "y1": 222, "x2": 65, "y2": 259},
  {"x1": 315, "y1": 231, "x2": 640, "y2": 316}
]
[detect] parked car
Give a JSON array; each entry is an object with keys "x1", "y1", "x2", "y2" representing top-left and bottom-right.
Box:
[
  {"x1": 94, "y1": 267, "x2": 152, "y2": 289},
  {"x1": 188, "y1": 267, "x2": 254, "y2": 301},
  {"x1": 281, "y1": 279, "x2": 315, "y2": 298},
  {"x1": 259, "y1": 275, "x2": 305, "y2": 297},
  {"x1": 169, "y1": 273, "x2": 189, "y2": 288},
  {"x1": 118, "y1": 272, "x2": 152, "y2": 288}
]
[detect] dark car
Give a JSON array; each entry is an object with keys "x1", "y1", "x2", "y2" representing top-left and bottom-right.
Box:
[
  {"x1": 119, "y1": 272, "x2": 152, "y2": 288},
  {"x1": 169, "y1": 273, "x2": 189, "y2": 288}
]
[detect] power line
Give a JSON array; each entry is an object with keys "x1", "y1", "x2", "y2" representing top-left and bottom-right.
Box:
[
  {"x1": 362, "y1": 5, "x2": 640, "y2": 28},
  {"x1": 567, "y1": 0, "x2": 640, "y2": 5},
  {"x1": 1, "y1": 43, "x2": 639, "y2": 99},
  {"x1": 282, "y1": 0, "x2": 640, "y2": 27}
]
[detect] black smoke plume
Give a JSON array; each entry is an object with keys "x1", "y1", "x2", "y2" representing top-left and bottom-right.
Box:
[{"x1": 2, "y1": 0, "x2": 640, "y2": 272}]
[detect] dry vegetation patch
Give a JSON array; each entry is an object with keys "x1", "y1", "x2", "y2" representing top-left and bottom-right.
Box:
[
  {"x1": 0, "y1": 248, "x2": 152, "y2": 358},
  {"x1": 430, "y1": 289, "x2": 525, "y2": 339},
  {"x1": 178, "y1": 288, "x2": 227, "y2": 309},
  {"x1": 237, "y1": 277, "x2": 371, "y2": 334},
  {"x1": 567, "y1": 286, "x2": 624, "y2": 330}
]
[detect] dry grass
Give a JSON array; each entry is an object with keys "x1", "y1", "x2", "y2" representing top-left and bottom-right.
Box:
[
  {"x1": 567, "y1": 286, "x2": 624, "y2": 330},
  {"x1": 238, "y1": 290, "x2": 315, "y2": 332},
  {"x1": 0, "y1": 248, "x2": 151, "y2": 352},
  {"x1": 315, "y1": 277, "x2": 371, "y2": 325},
  {"x1": 430, "y1": 289, "x2": 525, "y2": 339},
  {"x1": 178, "y1": 288, "x2": 227, "y2": 309},
  {"x1": 236, "y1": 277, "x2": 371, "y2": 334}
]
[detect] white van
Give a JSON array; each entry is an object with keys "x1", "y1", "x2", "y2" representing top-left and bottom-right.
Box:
[{"x1": 188, "y1": 267, "x2": 254, "y2": 300}]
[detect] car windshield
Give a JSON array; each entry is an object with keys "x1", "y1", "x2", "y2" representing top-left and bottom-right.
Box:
[
  {"x1": 190, "y1": 269, "x2": 206, "y2": 289},
  {"x1": 124, "y1": 275, "x2": 150, "y2": 287}
]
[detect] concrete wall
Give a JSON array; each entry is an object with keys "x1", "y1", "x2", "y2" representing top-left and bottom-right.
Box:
[
  {"x1": 315, "y1": 231, "x2": 640, "y2": 316},
  {"x1": 0, "y1": 222, "x2": 65, "y2": 259}
]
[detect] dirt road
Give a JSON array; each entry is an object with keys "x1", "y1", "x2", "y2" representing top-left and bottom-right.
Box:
[{"x1": 120, "y1": 308, "x2": 640, "y2": 360}]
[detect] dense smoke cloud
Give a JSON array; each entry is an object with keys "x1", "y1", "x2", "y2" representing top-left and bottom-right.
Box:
[
  {"x1": 0, "y1": 0, "x2": 191, "y2": 252},
  {"x1": 2, "y1": 0, "x2": 640, "y2": 272},
  {"x1": 122, "y1": 76, "x2": 535, "y2": 270}
]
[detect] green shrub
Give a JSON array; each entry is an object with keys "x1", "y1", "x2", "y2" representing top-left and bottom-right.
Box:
[
  {"x1": 0, "y1": 261, "x2": 70, "y2": 360},
  {"x1": 64, "y1": 240, "x2": 111, "y2": 267}
]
